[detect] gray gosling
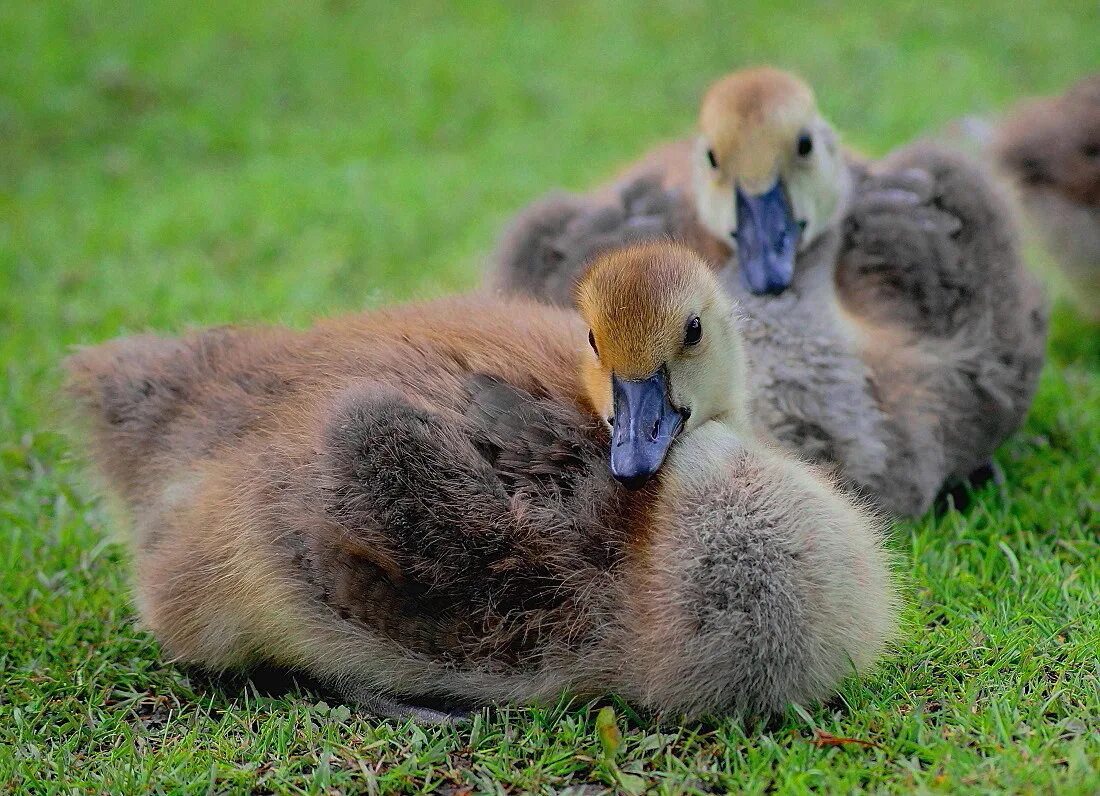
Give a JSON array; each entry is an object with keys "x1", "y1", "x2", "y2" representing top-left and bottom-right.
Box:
[{"x1": 492, "y1": 66, "x2": 1048, "y2": 516}]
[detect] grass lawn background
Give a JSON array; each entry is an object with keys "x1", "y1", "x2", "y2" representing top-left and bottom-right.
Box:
[{"x1": 1, "y1": 1, "x2": 1098, "y2": 792}]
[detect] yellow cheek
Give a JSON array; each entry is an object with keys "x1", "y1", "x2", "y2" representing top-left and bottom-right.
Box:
[{"x1": 580, "y1": 357, "x2": 612, "y2": 418}]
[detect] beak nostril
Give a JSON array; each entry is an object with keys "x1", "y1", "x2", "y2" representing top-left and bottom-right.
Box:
[{"x1": 650, "y1": 418, "x2": 661, "y2": 441}]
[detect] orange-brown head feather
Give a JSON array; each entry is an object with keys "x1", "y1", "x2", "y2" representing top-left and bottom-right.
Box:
[
  {"x1": 575, "y1": 242, "x2": 749, "y2": 440},
  {"x1": 576, "y1": 242, "x2": 712, "y2": 380}
]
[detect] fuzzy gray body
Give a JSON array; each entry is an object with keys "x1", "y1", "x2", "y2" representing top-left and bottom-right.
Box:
[
  {"x1": 66, "y1": 299, "x2": 895, "y2": 720},
  {"x1": 722, "y1": 242, "x2": 915, "y2": 512},
  {"x1": 492, "y1": 145, "x2": 1048, "y2": 515}
]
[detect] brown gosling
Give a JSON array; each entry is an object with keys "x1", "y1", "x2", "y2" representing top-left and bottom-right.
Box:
[
  {"x1": 66, "y1": 243, "x2": 897, "y2": 723},
  {"x1": 994, "y1": 73, "x2": 1100, "y2": 322}
]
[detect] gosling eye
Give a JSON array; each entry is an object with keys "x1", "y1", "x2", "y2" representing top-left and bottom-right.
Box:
[
  {"x1": 684, "y1": 316, "x2": 702, "y2": 346},
  {"x1": 797, "y1": 131, "x2": 813, "y2": 157},
  {"x1": 706, "y1": 148, "x2": 718, "y2": 169},
  {"x1": 588, "y1": 329, "x2": 599, "y2": 357}
]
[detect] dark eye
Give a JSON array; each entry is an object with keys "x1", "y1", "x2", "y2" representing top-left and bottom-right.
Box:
[
  {"x1": 1083, "y1": 142, "x2": 1100, "y2": 159},
  {"x1": 706, "y1": 148, "x2": 718, "y2": 169},
  {"x1": 588, "y1": 329, "x2": 598, "y2": 356},
  {"x1": 797, "y1": 131, "x2": 813, "y2": 157},
  {"x1": 684, "y1": 316, "x2": 702, "y2": 346}
]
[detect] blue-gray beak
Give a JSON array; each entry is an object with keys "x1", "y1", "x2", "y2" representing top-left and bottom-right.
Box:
[
  {"x1": 735, "y1": 180, "x2": 800, "y2": 295},
  {"x1": 609, "y1": 369, "x2": 686, "y2": 490}
]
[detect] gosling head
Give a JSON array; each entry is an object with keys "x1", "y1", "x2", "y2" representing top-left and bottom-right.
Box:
[
  {"x1": 577, "y1": 242, "x2": 748, "y2": 490},
  {"x1": 693, "y1": 67, "x2": 850, "y2": 295}
]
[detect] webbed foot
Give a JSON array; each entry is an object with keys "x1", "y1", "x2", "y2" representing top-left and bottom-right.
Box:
[
  {"x1": 934, "y1": 459, "x2": 1005, "y2": 514},
  {"x1": 343, "y1": 688, "x2": 474, "y2": 725}
]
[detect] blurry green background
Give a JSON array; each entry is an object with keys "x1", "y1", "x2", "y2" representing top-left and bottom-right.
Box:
[{"x1": 2, "y1": 1, "x2": 1098, "y2": 792}]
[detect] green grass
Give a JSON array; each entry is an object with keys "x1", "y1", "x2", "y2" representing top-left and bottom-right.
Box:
[{"x1": 2, "y1": 1, "x2": 1098, "y2": 792}]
